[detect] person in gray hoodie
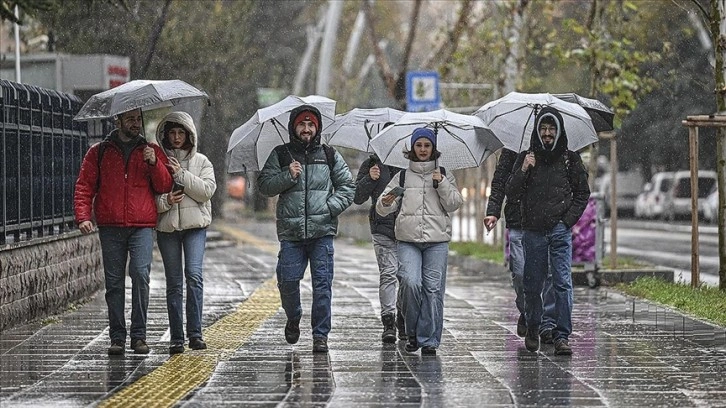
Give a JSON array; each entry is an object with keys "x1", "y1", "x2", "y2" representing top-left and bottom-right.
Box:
[{"x1": 154, "y1": 111, "x2": 217, "y2": 355}]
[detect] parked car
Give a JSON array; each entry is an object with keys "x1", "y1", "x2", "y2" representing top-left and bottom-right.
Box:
[
  {"x1": 634, "y1": 172, "x2": 674, "y2": 219},
  {"x1": 598, "y1": 170, "x2": 645, "y2": 217},
  {"x1": 703, "y1": 184, "x2": 719, "y2": 224},
  {"x1": 662, "y1": 170, "x2": 717, "y2": 221}
]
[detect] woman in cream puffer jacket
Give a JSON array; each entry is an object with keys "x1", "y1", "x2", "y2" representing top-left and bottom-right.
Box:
[
  {"x1": 376, "y1": 127, "x2": 462, "y2": 356},
  {"x1": 153, "y1": 111, "x2": 216, "y2": 355}
]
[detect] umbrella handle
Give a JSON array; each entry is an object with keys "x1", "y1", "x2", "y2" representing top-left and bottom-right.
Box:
[{"x1": 433, "y1": 158, "x2": 439, "y2": 189}]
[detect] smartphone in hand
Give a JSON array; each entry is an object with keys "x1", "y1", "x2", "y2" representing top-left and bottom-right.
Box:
[
  {"x1": 389, "y1": 186, "x2": 405, "y2": 197},
  {"x1": 172, "y1": 181, "x2": 185, "y2": 194}
]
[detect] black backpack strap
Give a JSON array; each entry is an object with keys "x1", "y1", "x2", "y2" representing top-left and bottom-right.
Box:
[
  {"x1": 399, "y1": 166, "x2": 445, "y2": 188},
  {"x1": 96, "y1": 141, "x2": 108, "y2": 190},
  {"x1": 322, "y1": 144, "x2": 336, "y2": 171}
]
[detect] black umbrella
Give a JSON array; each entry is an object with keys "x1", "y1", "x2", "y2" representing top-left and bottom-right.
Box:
[{"x1": 553, "y1": 93, "x2": 614, "y2": 132}]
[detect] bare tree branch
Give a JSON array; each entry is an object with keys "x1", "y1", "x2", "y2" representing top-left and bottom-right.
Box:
[
  {"x1": 140, "y1": 0, "x2": 172, "y2": 78},
  {"x1": 362, "y1": 0, "x2": 396, "y2": 96},
  {"x1": 422, "y1": 0, "x2": 474, "y2": 75}
]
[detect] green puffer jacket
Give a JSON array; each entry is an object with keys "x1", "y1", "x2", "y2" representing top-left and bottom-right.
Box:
[{"x1": 258, "y1": 141, "x2": 355, "y2": 242}]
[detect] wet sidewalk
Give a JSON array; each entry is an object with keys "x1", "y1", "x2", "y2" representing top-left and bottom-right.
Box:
[{"x1": 2, "y1": 215, "x2": 726, "y2": 407}]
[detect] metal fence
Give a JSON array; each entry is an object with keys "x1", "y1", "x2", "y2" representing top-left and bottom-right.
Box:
[{"x1": 1, "y1": 80, "x2": 88, "y2": 245}]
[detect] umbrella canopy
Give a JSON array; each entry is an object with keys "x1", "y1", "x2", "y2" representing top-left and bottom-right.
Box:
[
  {"x1": 553, "y1": 93, "x2": 614, "y2": 132},
  {"x1": 226, "y1": 95, "x2": 336, "y2": 173},
  {"x1": 322, "y1": 107, "x2": 405, "y2": 153},
  {"x1": 74, "y1": 79, "x2": 209, "y2": 121},
  {"x1": 474, "y1": 92, "x2": 597, "y2": 153},
  {"x1": 369, "y1": 109, "x2": 503, "y2": 171}
]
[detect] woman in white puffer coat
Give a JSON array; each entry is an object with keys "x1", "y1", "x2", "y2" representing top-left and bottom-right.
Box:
[
  {"x1": 154, "y1": 111, "x2": 216, "y2": 355},
  {"x1": 376, "y1": 127, "x2": 463, "y2": 356}
]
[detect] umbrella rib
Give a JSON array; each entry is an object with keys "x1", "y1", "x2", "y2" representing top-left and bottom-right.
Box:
[{"x1": 441, "y1": 125, "x2": 477, "y2": 165}]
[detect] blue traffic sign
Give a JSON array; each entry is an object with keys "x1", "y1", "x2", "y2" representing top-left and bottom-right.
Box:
[{"x1": 406, "y1": 71, "x2": 440, "y2": 112}]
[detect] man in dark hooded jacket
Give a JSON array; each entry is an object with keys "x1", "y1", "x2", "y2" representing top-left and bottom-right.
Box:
[
  {"x1": 258, "y1": 105, "x2": 355, "y2": 354},
  {"x1": 484, "y1": 148, "x2": 557, "y2": 343},
  {"x1": 506, "y1": 106, "x2": 590, "y2": 356}
]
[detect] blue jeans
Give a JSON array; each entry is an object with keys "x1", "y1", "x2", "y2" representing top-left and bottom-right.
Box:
[
  {"x1": 397, "y1": 241, "x2": 448, "y2": 348},
  {"x1": 276, "y1": 236, "x2": 334, "y2": 340},
  {"x1": 522, "y1": 222, "x2": 573, "y2": 342},
  {"x1": 509, "y1": 228, "x2": 556, "y2": 333},
  {"x1": 98, "y1": 227, "x2": 153, "y2": 343},
  {"x1": 157, "y1": 228, "x2": 207, "y2": 344}
]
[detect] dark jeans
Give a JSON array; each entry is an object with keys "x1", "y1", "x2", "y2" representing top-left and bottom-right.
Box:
[
  {"x1": 276, "y1": 236, "x2": 334, "y2": 339},
  {"x1": 98, "y1": 227, "x2": 153, "y2": 343},
  {"x1": 522, "y1": 222, "x2": 573, "y2": 342}
]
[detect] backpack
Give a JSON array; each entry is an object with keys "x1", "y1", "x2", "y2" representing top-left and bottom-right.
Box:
[
  {"x1": 96, "y1": 141, "x2": 109, "y2": 190},
  {"x1": 274, "y1": 143, "x2": 336, "y2": 171},
  {"x1": 399, "y1": 166, "x2": 446, "y2": 187}
]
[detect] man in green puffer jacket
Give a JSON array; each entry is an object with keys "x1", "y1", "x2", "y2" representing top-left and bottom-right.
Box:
[{"x1": 257, "y1": 105, "x2": 355, "y2": 354}]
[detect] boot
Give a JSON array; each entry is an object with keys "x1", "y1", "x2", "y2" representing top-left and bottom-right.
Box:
[
  {"x1": 381, "y1": 313, "x2": 397, "y2": 343},
  {"x1": 396, "y1": 308, "x2": 407, "y2": 340}
]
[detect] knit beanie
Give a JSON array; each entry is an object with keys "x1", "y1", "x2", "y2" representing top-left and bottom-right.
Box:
[
  {"x1": 410, "y1": 127, "x2": 436, "y2": 147},
  {"x1": 292, "y1": 110, "x2": 320, "y2": 129}
]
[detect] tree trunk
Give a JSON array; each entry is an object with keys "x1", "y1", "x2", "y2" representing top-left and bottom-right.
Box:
[{"x1": 709, "y1": 0, "x2": 726, "y2": 290}]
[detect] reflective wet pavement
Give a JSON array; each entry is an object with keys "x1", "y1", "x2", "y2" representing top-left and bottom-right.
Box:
[{"x1": 2, "y1": 216, "x2": 726, "y2": 407}]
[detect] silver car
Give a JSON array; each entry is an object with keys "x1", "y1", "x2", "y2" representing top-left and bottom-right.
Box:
[
  {"x1": 703, "y1": 184, "x2": 719, "y2": 224},
  {"x1": 634, "y1": 171, "x2": 674, "y2": 219},
  {"x1": 662, "y1": 170, "x2": 717, "y2": 221}
]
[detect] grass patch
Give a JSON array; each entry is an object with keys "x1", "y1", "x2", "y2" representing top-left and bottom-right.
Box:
[
  {"x1": 449, "y1": 241, "x2": 504, "y2": 264},
  {"x1": 618, "y1": 277, "x2": 726, "y2": 326},
  {"x1": 599, "y1": 256, "x2": 651, "y2": 269}
]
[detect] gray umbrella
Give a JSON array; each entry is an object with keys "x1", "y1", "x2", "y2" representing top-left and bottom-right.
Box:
[{"x1": 73, "y1": 79, "x2": 209, "y2": 121}]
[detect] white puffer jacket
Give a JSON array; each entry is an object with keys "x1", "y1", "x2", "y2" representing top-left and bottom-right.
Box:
[
  {"x1": 376, "y1": 160, "x2": 462, "y2": 243},
  {"x1": 153, "y1": 111, "x2": 217, "y2": 232}
]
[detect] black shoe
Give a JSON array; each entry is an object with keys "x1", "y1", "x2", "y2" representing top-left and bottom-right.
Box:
[
  {"x1": 131, "y1": 339, "x2": 150, "y2": 354},
  {"x1": 396, "y1": 309, "x2": 407, "y2": 340},
  {"x1": 421, "y1": 346, "x2": 437, "y2": 356},
  {"x1": 285, "y1": 316, "x2": 301, "y2": 345},
  {"x1": 169, "y1": 343, "x2": 185, "y2": 355},
  {"x1": 108, "y1": 341, "x2": 125, "y2": 356},
  {"x1": 189, "y1": 338, "x2": 207, "y2": 350},
  {"x1": 554, "y1": 338, "x2": 572, "y2": 356},
  {"x1": 516, "y1": 314, "x2": 527, "y2": 337},
  {"x1": 313, "y1": 338, "x2": 328, "y2": 353},
  {"x1": 404, "y1": 337, "x2": 419, "y2": 353},
  {"x1": 381, "y1": 313, "x2": 397, "y2": 344},
  {"x1": 539, "y1": 329, "x2": 554, "y2": 345},
  {"x1": 524, "y1": 329, "x2": 539, "y2": 352}
]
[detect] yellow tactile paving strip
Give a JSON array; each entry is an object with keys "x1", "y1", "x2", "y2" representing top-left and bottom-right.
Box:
[{"x1": 99, "y1": 224, "x2": 281, "y2": 408}]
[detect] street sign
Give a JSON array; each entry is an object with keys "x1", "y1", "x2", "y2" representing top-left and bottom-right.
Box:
[{"x1": 406, "y1": 71, "x2": 440, "y2": 112}]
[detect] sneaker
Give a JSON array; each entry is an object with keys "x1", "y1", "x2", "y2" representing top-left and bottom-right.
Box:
[
  {"x1": 189, "y1": 338, "x2": 207, "y2": 350},
  {"x1": 539, "y1": 329, "x2": 554, "y2": 344},
  {"x1": 554, "y1": 338, "x2": 573, "y2": 356},
  {"x1": 404, "y1": 337, "x2": 419, "y2": 353},
  {"x1": 421, "y1": 346, "x2": 437, "y2": 356},
  {"x1": 381, "y1": 314, "x2": 397, "y2": 344},
  {"x1": 131, "y1": 339, "x2": 150, "y2": 355},
  {"x1": 524, "y1": 329, "x2": 539, "y2": 352},
  {"x1": 285, "y1": 316, "x2": 301, "y2": 345},
  {"x1": 516, "y1": 314, "x2": 527, "y2": 337},
  {"x1": 108, "y1": 341, "x2": 125, "y2": 356},
  {"x1": 169, "y1": 343, "x2": 184, "y2": 355},
  {"x1": 313, "y1": 338, "x2": 328, "y2": 353}
]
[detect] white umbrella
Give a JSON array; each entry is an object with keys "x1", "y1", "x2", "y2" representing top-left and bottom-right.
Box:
[
  {"x1": 369, "y1": 109, "x2": 503, "y2": 171},
  {"x1": 74, "y1": 79, "x2": 209, "y2": 121},
  {"x1": 226, "y1": 95, "x2": 336, "y2": 173},
  {"x1": 322, "y1": 107, "x2": 405, "y2": 153},
  {"x1": 473, "y1": 92, "x2": 597, "y2": 152}
]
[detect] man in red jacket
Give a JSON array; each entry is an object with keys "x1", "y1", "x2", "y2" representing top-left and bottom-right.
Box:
[{"x1": 74, "y1": 108, "x2": 172, "y2": 356}]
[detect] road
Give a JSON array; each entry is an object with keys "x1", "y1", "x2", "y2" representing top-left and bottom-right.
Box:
[{"x1": 605, "y1": 218, "x2": 721, "y2": 285}]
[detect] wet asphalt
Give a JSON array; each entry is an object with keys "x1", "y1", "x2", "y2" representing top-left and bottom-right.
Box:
[{"x1": 2, "y1": 215, "x2": 726, "y2": 407}]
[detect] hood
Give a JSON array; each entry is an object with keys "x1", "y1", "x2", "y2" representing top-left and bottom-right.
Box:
[
  {"x1": 529, "y1": 106, "x2": 567, "y2": 163},
  {"x1": 154, "y1": 111, "x2": 199, "y2": 159},
  {"x1": 287, "y1": 104, "x2": 323, "y2": 150}
]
